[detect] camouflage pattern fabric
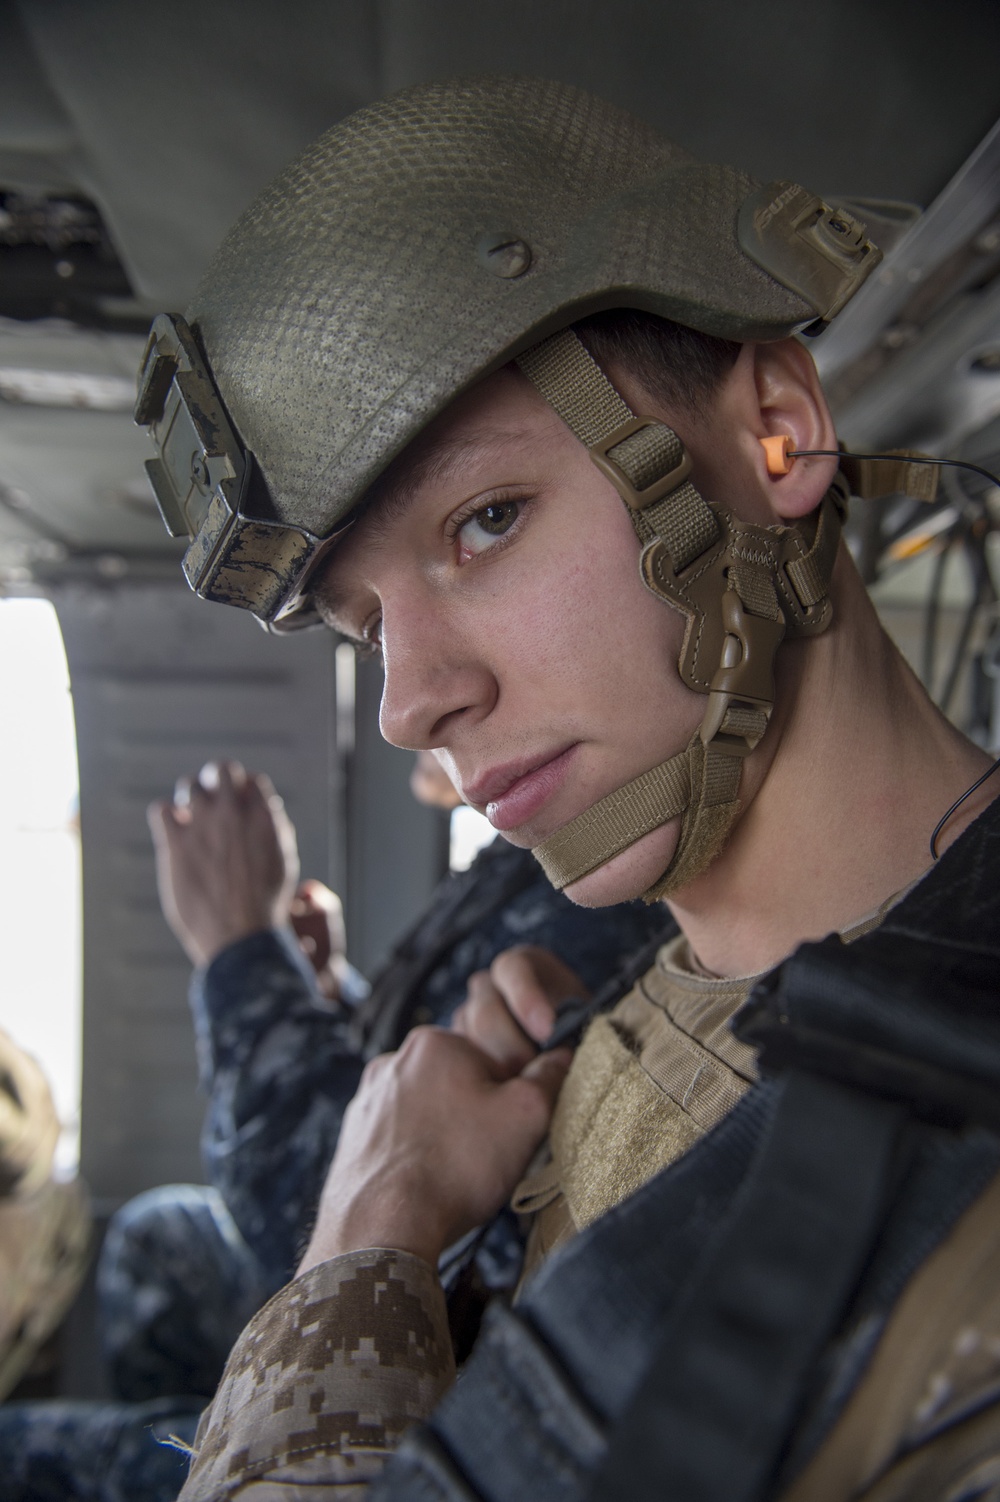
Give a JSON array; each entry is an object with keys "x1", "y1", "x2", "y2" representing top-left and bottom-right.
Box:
[
  {"x1": 0, "y1": 1185, "x2": 264, "y2": 1501},
  {"x1": 98, "y1": 1185, "x2": 276, "y2": 1402},
  {"x1": 179, "y1": 1251, "x2": 454, "y2": 1501},
  {"x1": 0, "y1": 1396, "x2": 204, "y2": 1502},
  {"x1": 0, "y1": 1026, "x2": 92, "y2": 1401}
]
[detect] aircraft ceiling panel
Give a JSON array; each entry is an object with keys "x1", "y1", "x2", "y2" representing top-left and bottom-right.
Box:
[
  {"x1": 0, "y1": 2, "x2": 78, "y2": 194},
  {"x1": 6, "y1": 0, "x2": 999, "y2": 309},
  {"x1": 1, "y1": 1, "x2": 997, "y2": 577},
  {"x1": 14, "y1": 0, "x2": 381, "y2": 308},
  {"x1": 381, "y1": 0, "x2": 1000, "y2": 210},
  {"x1": 0, "y1": 319, "x2": 174, "y2": 570}
]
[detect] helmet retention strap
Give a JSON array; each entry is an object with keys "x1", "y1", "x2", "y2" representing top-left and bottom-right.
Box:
[{"x1": 517, "y1": 330, "x2": 842, "y2": 901}]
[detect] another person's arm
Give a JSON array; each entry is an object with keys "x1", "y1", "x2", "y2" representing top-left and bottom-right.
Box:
[{"x1": 149, "y1": 762, "x2": 368, "y2": 1281}]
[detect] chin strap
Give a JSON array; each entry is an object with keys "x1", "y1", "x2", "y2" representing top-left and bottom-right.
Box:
[{"x1": 517, "y1": 329, "x2": 846, "y2": 901}]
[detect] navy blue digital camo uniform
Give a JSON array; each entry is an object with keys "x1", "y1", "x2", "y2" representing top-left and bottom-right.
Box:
[{"x1": 0, "y1": 837, "x2": 673, "y2": 1502}]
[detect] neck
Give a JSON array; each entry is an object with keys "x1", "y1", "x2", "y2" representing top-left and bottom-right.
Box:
[{"x1": 667, "y1": 552, "x2": 995, "y2": 978}]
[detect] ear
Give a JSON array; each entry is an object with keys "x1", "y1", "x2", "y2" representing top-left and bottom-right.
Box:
[{"x1": 751, "y1": 339, "x2": 839, "y2": 521}]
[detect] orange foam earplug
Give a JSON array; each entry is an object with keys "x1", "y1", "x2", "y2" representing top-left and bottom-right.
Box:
[{"x1": 760, "y1": 434, "x2": 794, "y2": 475}]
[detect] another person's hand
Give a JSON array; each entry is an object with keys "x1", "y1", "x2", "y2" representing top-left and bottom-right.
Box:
[
  {"x1": 148, "y1": 760, "x2": 300, "y2": 968},
  {"x1": 289, "y1": 879, "x2": 350, "y2": 1002},
  {"x1": 451, "y1": 945, "x2": 590, "y2": 1072},
  {"x1": 298, "y1": 1026, "x2": 571, "y2": 1273}
]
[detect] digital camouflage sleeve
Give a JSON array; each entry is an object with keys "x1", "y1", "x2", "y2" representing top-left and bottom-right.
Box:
[{"x1": 179, "y1": 1249, "x2": 454, "y2": 1500}]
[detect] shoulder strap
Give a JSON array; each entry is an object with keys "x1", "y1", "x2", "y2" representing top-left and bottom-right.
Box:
[{"x1": 592, "y1": 1072, "x2": 905, "y2": 1502}]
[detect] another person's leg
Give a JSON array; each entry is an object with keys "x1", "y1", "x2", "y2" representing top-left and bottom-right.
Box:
[
  {"x1": 99, "y1": 1183, "x2": 275, "y2": 1401},
  {"x1": 0, "y1": 1396, "x2": 204, "y2": 1502}
]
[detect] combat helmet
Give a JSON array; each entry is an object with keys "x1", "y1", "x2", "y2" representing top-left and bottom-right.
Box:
[{"x1": 135, "y1": 76, "x2": 882, "y2": 899}]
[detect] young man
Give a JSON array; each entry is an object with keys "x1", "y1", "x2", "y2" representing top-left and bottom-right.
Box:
[{"x1": 136, "y1": 78, "x2": 1000, "y2": 1502}]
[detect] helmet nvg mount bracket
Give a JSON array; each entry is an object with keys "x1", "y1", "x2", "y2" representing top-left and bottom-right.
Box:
[{"x1": 135, "y1": 76, "x2": 883, "y2": 898}]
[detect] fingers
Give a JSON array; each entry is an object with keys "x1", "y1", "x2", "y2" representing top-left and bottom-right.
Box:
[
  {"x1": 164, "y1": 762, "x2": 285, "y2": 832},
  {"x1": 212, "y1": 760, "x2": 247, "y2": 796},
  {"x1": 291, "y1": 880, "x2": 345, "y2": 971},
  {"x1": 495, "y1": 1048, "x2": 573, "y2": 1144},
  {"x1": 308, "y1": 1026, "x2": 571, "y2": 1268},
  {"x1": 452, "y1": 971, "x2": 537, "y2": 1076},
  {"x1": 147, "y1": 760, "x2": 301, "y2": 967},
  {"x1": 520, "y1": 1047, "x2": 573, "y2": 1104},
  {"x1": 253, "y1": 770, "x2": 279, "y2": 803},
  {"x1": 147, "y1": 798, "x2": 185, "y2": 845},
  {"x1": 487, "y1": 945, "x2": 587, "y2": 1044},
  {"x1": 293, "y1": 879, "x2": 342, "y2": 917},
  {"x1": 488, "y1": 948, "x2": 553, "y2": 1042}
]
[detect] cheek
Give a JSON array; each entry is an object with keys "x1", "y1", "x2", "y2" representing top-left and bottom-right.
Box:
[{"x1": 494, "y1": 503, "x2": 690, "y2": 714}]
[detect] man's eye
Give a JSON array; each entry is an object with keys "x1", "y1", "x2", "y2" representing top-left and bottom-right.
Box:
[{"x1": 456, "y1": 500, "x2": 522, "y2": 557}]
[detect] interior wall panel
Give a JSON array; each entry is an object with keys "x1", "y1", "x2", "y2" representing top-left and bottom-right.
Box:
[
  {"x1": 54, "y1": 582, "x2": 343, "y2": 1202},
  {"x1": 346, "y1": 654, "x2": 450, "y2": 978}
]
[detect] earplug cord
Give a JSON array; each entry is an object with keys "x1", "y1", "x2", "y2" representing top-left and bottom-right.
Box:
[
  {"x1": 789, "y1": 446, "x2": 1000, "y2": 859},
  {"x1": 789, "y1": 449, "x2": 1000, "y2": 491}
]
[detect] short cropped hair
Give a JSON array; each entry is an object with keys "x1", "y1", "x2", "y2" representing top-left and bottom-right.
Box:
[{"x1": 573, "y1": 309, "x2": 741, "y2": 415}]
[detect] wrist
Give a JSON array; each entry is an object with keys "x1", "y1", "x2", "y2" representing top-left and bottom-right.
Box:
[
  {"x1": 188, "y1": 917, "x2": 285, "y2": 970},
  {"x1": 298, "y1": 1173, "x2": 451, "y2": 1275}
]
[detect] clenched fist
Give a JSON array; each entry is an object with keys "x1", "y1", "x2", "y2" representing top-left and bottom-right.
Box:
[{"x1": 298, "y1": 1025, "x2": 571, "y2": 1273}]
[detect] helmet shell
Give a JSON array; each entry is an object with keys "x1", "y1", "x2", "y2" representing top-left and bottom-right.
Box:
[{"x1": 189, "y1": 75, "x2": 817, "y2": 538}]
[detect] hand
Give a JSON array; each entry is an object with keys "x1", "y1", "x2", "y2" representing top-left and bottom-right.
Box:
[
  {"x1": 451, "y1": 945, "x2": 590, "y2": 1072},
  {"x1": 298, "y1": 1026, "x2": 571, "y2": 1273},
  {"x1": 148, "y1": 761, "x2": 300, "y2": 968},
  {"x1": 290, "y1": 880, "x2": 349, "y2": 1001}
]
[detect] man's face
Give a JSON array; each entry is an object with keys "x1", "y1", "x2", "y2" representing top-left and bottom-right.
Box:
[{"x1": 317, "y1": 367, "x2": 705, "y2": 905}]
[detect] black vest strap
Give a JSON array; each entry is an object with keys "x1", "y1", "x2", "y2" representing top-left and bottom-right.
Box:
[{"x1": 592, "y1": 1071, "x2": 904, "y2": 1502}]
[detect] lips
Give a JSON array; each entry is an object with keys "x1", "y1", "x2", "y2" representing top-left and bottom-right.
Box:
[{"x1": 463, "y1": 745, "x2": 578, "y2": 833}]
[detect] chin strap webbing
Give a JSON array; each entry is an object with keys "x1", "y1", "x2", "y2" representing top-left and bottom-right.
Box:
[
  {"x1": 531, "y1": 714, "x2": 768, "y2": 896},
  {"x1": 532, "y1": 745, "x2": 693, "y2": 889},
  {"x1": 516, "y1": 330, "x2": 721, "y2": 568},
  {"x1": 518, "y1": 330, "x2": 784, "y2": 899}
]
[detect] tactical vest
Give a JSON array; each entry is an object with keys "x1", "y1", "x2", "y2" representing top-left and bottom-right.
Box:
[{"x1": 371, "y1": 794, "x2": 1000, "y2": 1502}]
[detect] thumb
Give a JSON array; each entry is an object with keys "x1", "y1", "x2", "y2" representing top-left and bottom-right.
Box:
[{"x1": 518, "y1": 1047, "x2": 573, "y2": 1110}]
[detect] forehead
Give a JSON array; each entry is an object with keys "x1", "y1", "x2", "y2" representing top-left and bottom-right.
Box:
[
  {"x1": 366, "y1": 366, "x2": 565, "y2": 516},
  {"x1": 313, "y1": 368, "x2": 575, "y2": 614}
]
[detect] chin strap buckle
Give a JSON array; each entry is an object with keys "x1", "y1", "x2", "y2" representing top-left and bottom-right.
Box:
[{"x1": 700, "y1": 592, "x2": 785, "y2": 751}]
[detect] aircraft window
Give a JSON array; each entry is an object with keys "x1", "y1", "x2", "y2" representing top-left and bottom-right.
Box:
[
  {"x1": 449, "y1": 804, "x2": 496, "y2": 872},
  {"x1": 0, "y1": 596, "x2": 81, "y2": 1174}
]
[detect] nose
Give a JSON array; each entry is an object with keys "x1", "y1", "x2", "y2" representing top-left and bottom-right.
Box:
[{"x1": 377, "y1": 595, "x2": 496, "y2": 751}]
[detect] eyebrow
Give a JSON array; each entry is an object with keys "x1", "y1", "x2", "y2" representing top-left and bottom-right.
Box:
[{"x1": 357, "y1": 424, "x2": 546, "y2": 540}]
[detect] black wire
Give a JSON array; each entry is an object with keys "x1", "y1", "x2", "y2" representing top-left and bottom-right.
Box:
[
  {"x1": 929, "y1": 756, "x2": 1000, "y2": 860},
  {"x1": 790, "y1": 449, "x2": 1000, "y2": 491}
]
